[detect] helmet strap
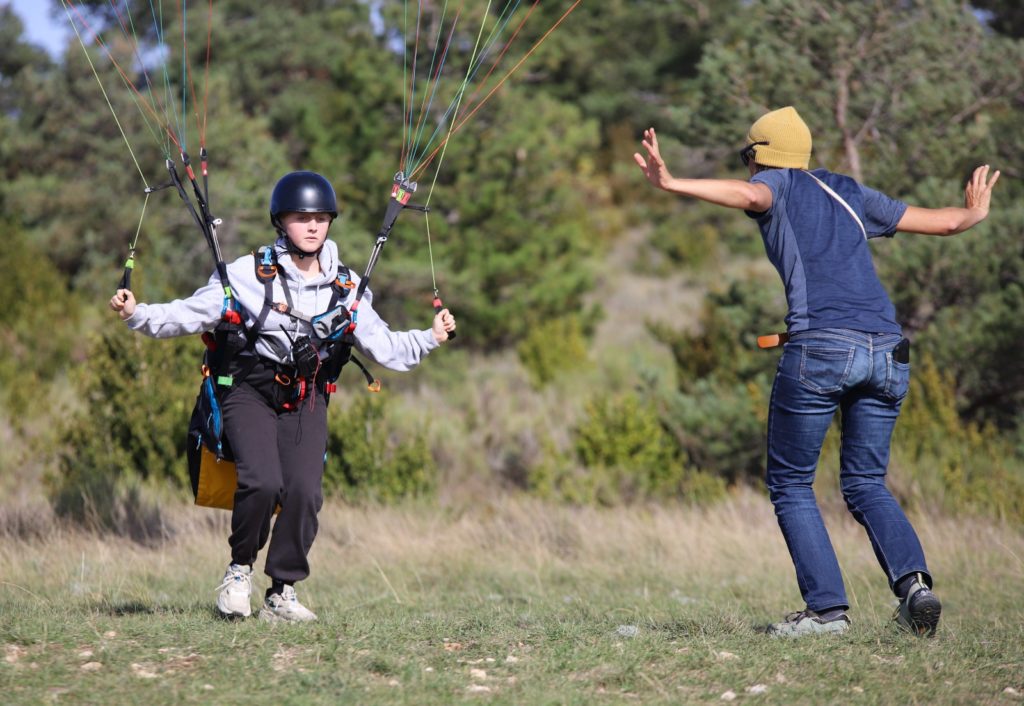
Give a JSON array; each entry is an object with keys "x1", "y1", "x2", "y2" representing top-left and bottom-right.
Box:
[{"x1": 283, "y1": 237, "x2": 322, "y2": 260}]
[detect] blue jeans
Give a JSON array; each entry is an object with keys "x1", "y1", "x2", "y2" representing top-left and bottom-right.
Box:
[{"x1": 766, "y1": 329, "x2": 930, "y2": 612}]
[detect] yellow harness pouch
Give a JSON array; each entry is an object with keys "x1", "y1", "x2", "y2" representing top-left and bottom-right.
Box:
[
  {"x1": 194, "y1": 446, "x2": 238, "y2": 510},
  {"x1": 193, "y1": 446, "x2": 281, "y2": 514}
]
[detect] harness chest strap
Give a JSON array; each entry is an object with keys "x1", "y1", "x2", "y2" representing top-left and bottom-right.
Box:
[
  {"x1": 255, "y1": 244, "x2": 355, "y2": 324},
  {"x1": 249, "y1": 245, "x2": 374, "y2": 391}
]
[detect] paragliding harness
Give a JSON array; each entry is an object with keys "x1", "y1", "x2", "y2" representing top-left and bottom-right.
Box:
[
  {"x1": 186, "y1": 245, "x2": 380, "y2": 510},
  {"x1": 248, "y1": 244, "x2": 380, "y2": 407},
  {"x1": 185, "y1": 172, "x2": 428, "y2": 511}
]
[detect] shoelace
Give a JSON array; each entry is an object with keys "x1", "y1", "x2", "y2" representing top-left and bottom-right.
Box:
[
  {"x1": 214, "y1": 568, "x2": 252, "y2": 594},
  {"x1": 783, "y1": 610, "x2": 811, "y2": 623},
  {"x1": 784, "y1": 609, "x2": 846, "y2": 624}
]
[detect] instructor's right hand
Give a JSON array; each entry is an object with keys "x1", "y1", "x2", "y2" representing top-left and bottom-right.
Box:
[
  {"x1": 110, "y1": 289, "x2": 137, "y2": 320},
  {"x1": 633, "y1": 127, "x2": 675, "y2": 191}
]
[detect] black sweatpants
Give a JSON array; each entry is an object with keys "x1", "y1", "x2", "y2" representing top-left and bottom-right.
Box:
[{"x1": 221, "y1": 381, "x2": 328, "y2": 583}]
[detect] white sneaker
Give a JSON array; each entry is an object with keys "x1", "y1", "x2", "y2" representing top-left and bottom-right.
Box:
[
  {"x1": 259, "y1": 585, "x2": 318, "y2": 623},
  {"x1": 215, "y1": 563, "x2": 253, "y2": 618}
]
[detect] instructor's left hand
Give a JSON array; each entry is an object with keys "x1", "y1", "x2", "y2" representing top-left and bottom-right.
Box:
[{"x1": 432, "y1": 308, "x2": 456, "y2": 343}]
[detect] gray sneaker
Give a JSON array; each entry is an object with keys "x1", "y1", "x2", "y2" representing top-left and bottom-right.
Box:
[
  {"x1": 894, "y1": 574, "x2": 941, "y2": 637},
  {"x1": 768, "y1": 609, "x2": 850, "y2": 637},
  {"x1": 259, "y1": 585, "x2": 318, "y2": 623},
  {"x1": 215, "y1": 563, "x2": 253, "y2": 618}
]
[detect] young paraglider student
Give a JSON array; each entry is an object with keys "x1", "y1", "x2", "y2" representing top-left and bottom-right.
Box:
[
  {"x1": 109, "y1": 171, "x2": 456, "y2": 621},
  {"x1": 634, "y1": 107, "x2": 999, "y2": 638}
]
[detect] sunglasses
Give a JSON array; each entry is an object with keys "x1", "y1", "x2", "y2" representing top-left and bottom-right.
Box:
[{"x1": 740, "y1": 141, "x2": 770, "y2": 167}]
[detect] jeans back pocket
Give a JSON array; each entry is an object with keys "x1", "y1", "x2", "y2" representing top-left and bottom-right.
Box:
[
  {"x1": 798, "y1": 345, "x2": 855, "y2": 394},
  {"x1": 883, "y1": 354, "x2": 911, "y2": 401}
]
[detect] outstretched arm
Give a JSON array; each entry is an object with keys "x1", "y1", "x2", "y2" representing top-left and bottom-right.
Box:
[
  {"x1": 351, "y1": 288, "x2": 451, "y2": 371},
  {"x1": 896, "y1": 165, "x2": 1000, "y2": 236},
  {"x1": 633, "y1": 127, "x2": 773, "y2": 212},
  {"x1": 108, "y1": 276, "x2": 223, "y2": 338}
]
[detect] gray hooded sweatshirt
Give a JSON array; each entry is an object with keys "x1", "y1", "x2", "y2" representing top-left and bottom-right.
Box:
[{"x1": 124, "y1": 237, "x2": 438, "y2": 371}]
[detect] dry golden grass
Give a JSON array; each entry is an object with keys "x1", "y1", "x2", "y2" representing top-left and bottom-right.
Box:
[
  {"x1": 3, "y1": 491, "x2": 1023, "y2": 705},
  {"x1": 4, "y1": 488, "x2": 1020, "y2": 615}
]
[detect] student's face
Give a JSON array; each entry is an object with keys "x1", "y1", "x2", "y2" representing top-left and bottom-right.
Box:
[{"x1": 280, "y1": 212, "x2": 332, "y2": 253}]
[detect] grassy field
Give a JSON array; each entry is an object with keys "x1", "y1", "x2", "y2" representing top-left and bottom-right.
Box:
[{"x1": 2, "y1": 490, "x2": 1022, "y2": 705}]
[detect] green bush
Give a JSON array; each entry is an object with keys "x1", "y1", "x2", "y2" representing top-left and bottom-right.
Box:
[
  {"x1": 394, "y1": 90, "x2": 607, "y2": 351},
  {"x1": 641, "y1": 199, "x2": 765, "y2": 275},
  {"x1": 644, "y1": 220, "x2": 720, "y2": 274},
  {"x1": 650, "y1": 278, "x2": 786, "y2": 389},
  {"x1": 884, "y1": 216, "x2": 1024, "y2": 430},
  {"x1": 0, "y1": 222, "x2": 80, "y2": 417},
  {"x1": 516, "y1": 314, "x2": 592, "y2": 388},
  {"x1": 647, "y1": 277, "x2": 783, "y2": 485},
  {"x1": 50, "y1": 327, "x2": 197, "y2": 538},
  {"x1": 529, "y1": 393, "x2": 725, "y2": 506},
  {"x1": 890, "y1": 355, "x2": 1024, "y2": 523},
  {"x1": 324, "y1": 393, "x2": 437, "y2": 502},
  {"x1": 659, "y1": 377, "x2": 768, "y2": 485}
]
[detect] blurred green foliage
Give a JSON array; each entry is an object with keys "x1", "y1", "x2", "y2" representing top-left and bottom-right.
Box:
[
  {"x1": 517, "y1": 314, "x2": 591, "y2": 388},
  {"x1": 50, "y1": 327, "x2": 196, "y2": 537},
  {"x1": 1, "y1": 0, "x2": 1021, "y2": 524},
  {"x1": 530, "y1": 392, "x2": 725, "y2": 506},
  {"x1": 892, "y1": 355, "x2": 1024, "y2": 523},
  {"x1": 325, "y1": 392, "x2": 437, "y2": 502},
  {"x1": 648, "y1": 279, "x2": 785, "y2": 484},
  {"x1": 652, "y1": 280, "x2": 786, "y2": 388},
  {"x1": 0, "y1": 222, "x2": 80, "y2": 416}
]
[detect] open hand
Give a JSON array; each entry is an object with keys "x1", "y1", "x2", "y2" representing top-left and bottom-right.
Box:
[
  {"x1": 109, "y1": 289, "x2": 137, "y2": 320},
  {"x1": 633, "y1": 127, "x2": 674, "y2": 190},
  {"x1": 964, "y1": 164, "x2": 1000, "y2": 215}
]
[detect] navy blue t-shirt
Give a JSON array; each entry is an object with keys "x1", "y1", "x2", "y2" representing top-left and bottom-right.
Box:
[{"x1": 746, "y1": 168, "x2": 908, "y2": 334}]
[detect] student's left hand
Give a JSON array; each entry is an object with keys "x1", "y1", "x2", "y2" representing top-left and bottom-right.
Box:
[
  {"x1": 432, "y1": 308, "x2": 456, "y2": 343},
  {"x1": 633, "y1": 127, "x2": 674, "y2": 190}
]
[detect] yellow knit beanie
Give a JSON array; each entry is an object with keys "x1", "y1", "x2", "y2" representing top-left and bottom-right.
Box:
[{"x1": 745, "y1": 106, "x2": 812, "y2": 169}]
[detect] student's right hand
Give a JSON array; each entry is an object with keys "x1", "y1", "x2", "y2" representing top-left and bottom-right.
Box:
[
  {"x1": 110, "y1": 289, "x2": 137, "y2": 320},
  {"x1": 633, "y1": 127, "x2": 675, "y2": 190}
]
